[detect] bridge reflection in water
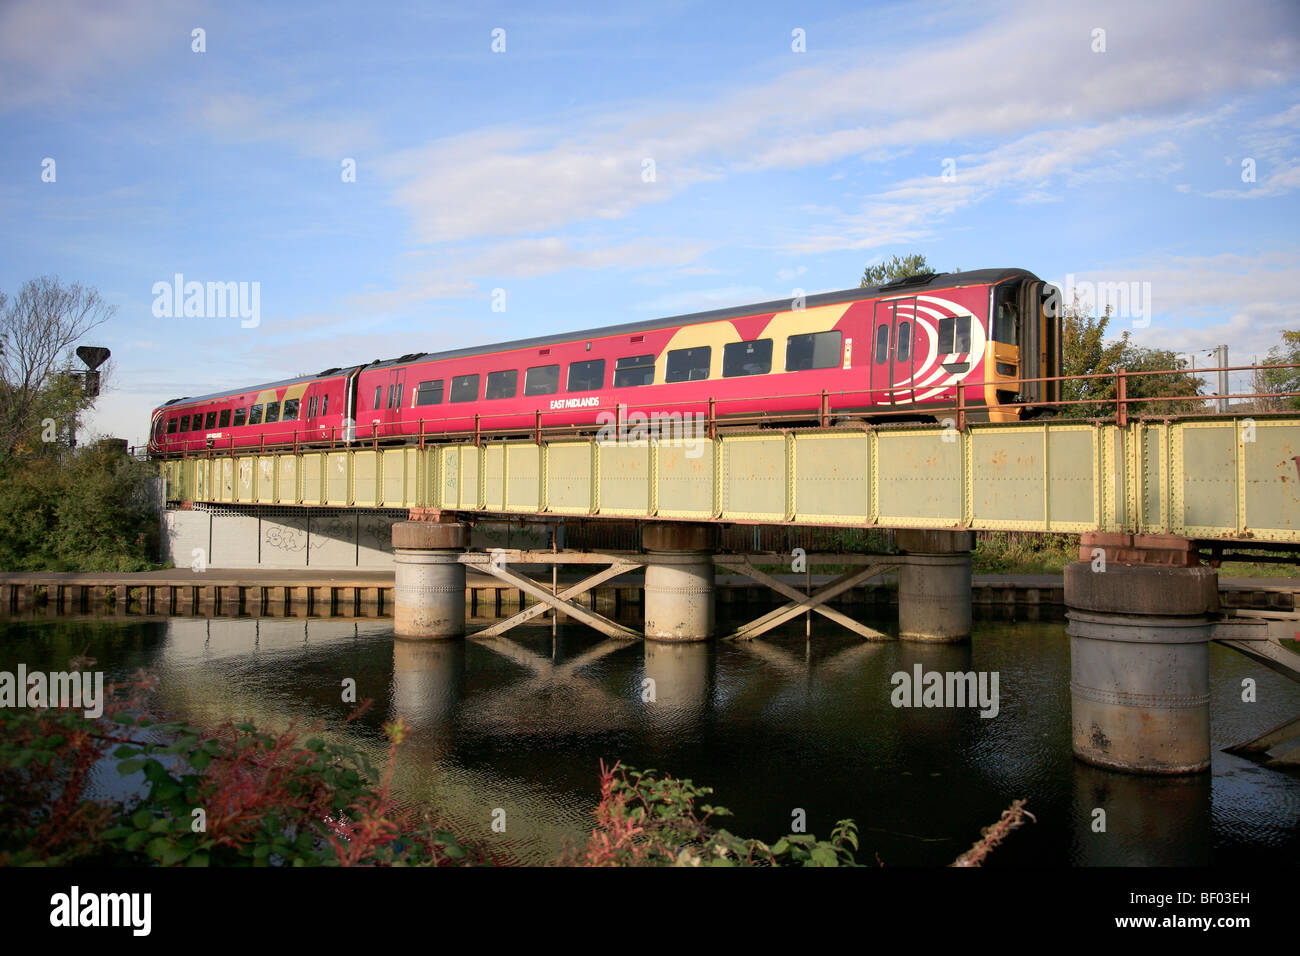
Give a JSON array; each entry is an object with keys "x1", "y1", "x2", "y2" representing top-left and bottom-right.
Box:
[{"x1": 41, "y1": 613, "x2": 1296, "y2": 865}]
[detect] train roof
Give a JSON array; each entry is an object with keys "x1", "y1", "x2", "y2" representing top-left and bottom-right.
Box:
[{"x1": 157, "y1": 267, "x2": 1035, "y2": 410}]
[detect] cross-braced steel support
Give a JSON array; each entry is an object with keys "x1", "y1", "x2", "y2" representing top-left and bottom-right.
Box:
[
  {"x1": 713, "y1": 555, "x2": 895, "y2": 641},
  {"x1": 460, "y1": 551, "x2": 644, "y2": 640}
]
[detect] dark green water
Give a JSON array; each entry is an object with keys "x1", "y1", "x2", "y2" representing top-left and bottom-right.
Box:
[{"x1": 2, "y1": 612, "x2": 1298, "y2": 866}]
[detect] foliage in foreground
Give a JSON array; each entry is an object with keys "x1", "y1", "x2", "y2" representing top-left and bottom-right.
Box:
[
  {"x1": 571, "y1": 762, "x2": 1032, "y2": 867},
  {"x1": 0, "y1": 673, "x2": 489, "y2": 866},
  {"x1": 1, "y1": 670, "x2": 1031, "y2": 867},
  {"x1": 567, "y1": 761, "x2": 861, "y2": 866}
]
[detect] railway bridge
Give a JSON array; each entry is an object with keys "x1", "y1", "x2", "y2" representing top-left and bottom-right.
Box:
[{"x1": 157, "y1": 412, "x2": 1300, "y2": 776}]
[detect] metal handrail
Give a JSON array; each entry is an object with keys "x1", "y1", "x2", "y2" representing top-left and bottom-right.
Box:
[{"x1": 149, "y1": 360, "x2": 1300, "y2": 458}]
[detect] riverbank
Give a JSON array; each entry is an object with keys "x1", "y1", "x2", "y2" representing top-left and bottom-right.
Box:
[{"x1": 3, "y1": 567, "x2": 1298, "y2": 619}]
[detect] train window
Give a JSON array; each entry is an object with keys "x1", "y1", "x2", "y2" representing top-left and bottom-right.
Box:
[
  {"x1": 450, "y1": 374, "x2": 480, "y2": 403},
  {"x1": 373, "y1": 386, "x2": 382, "y2": 409},
  {"x1": 306, "y1": 397, "x2": 316, "y2": 419},
  {"x1": 386, "y1": 385, "x2": 399, "y2": 409},
  {"x1": 567, "y1": 359, "x2": 605, "y2": 392},
  {"x1": 785, "y1": 331, "x2": 842, "y2": 371},
  {"x1": 283, "y1": 399, "x2": 300, "y2": 420},
  {"x1": 723, "y1": 339, "x2": 773, "y2": 378},
  {"x1": 415, "y1": 380, "x2": 445, "y2": 406},
  {"x1": 938, "y1": 315, "x2": 972, "y2": 354},
  {"x1": 233, "y1": 408, "x2": 247, "y2": 427},
  {"x1": 322, "y1": 395, "x2": 329, "y2": 416},
  {"x1": 265, "y1": 402, "x2": 281, "y2": 424},
  {"x1": 956, "y1": 316, "x2": 971, "y2": 352},
  {"x1": 524, "y1": 364, "x2": 560, "y2": 396},
  {"x1": 874, "y1": 325, "x2": 890, "y2": 363},
  {"x1": 613, "y1": 354, "x2": 655, "y2": 388},
  {"x1": 204, "y1": 411, "x2": 218, "y2": 429},
  {"x1": 993, "y1": 299, "x2": 1018, "y2": 344},
  {"x1": 179, "y1": 415, "x2": 190, "y2": 432},
  {"x1": 896, "y1": 322, "x2": 911, "y2": 362},
  {"x1": 665, "y1": 346, "x2": 710, "y2": 383},
  {"x1": 218, "y1": 410, "x2": 231, "y2": 428},
  {"x1": 249, "y1": 404, "x2": 264, "y2": 425},
  {"x1": 485, "y1": 369, "x2": 518, "y2": 400},
  {"x1": 166, "y1": 418, "x2": 178, "y2": 434}
]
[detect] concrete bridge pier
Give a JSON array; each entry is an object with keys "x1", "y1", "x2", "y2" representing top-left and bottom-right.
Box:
[
  {"x1": 896, "y1": 530, "x2": 973, "y2": 642},
  {"x1": 391, "y1": 519, "x2": 468, "y2": 639},
  {"x1": 642, "y1": 523, "x2": 716, "y2": 642},
  {"x1": 1066, "y1": 535, "x2": 1219, "y2": 774}
]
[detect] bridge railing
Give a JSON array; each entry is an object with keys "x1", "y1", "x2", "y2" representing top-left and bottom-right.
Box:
[{"x1": 149, "y1": 361, "x2": 1300, "y2": 459}]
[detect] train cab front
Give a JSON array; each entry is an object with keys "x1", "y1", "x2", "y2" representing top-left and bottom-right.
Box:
[
  {"x1": 147, "y1": 411, "x2": 165, "y2": 457},
  {"x1": 985, "y1": 275, "x2": 1062, "y2": 422}
]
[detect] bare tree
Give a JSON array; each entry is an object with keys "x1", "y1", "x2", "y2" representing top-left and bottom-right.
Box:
[
  {"x1": 0, "y1": 277, "x2": 115, "y2": 459},
  {"x1": 1248, "y1": 359, "x2": 1282, "y2": 413}
]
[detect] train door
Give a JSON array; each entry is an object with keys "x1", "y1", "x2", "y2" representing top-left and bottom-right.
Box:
[
  {"x1": 384, "y1": 368, "x2": 407, "y2": 438},
  {"x1": 871, "y1": 298, "x2": 920, "y2": 411},
  {"x1": 871, "y1": 300, "x2": 897, "y2": 407},
  {"x1": 891, "y1": 297, "x2": 917, "y2": 406},
  {"x1": 302, "y1": 384, "x2": 323, "y2": 444}
]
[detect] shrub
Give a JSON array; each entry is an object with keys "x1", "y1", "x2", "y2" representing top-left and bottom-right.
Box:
[{"x1": 0, "y1": 445, "x2": 160, "y2": 571}]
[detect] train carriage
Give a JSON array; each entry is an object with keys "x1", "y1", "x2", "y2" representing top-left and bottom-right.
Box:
[{"x1": 148, "y1": 268, "x2": 1061, "y2": 457}]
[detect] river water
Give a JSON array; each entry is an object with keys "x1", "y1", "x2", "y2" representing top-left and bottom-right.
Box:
[{"x1": 3, "y1": 612, "x2": 1297, "y2": 866}]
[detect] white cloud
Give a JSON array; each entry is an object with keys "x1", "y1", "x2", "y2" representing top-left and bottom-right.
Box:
[
  {"x1": 0, "y1": 0, "x2": 196, "y2": 109},
  {"x1": 1201, "y1": 100, "x2": 1300, "y2": 198},
  {"x1": 350, "y1": 237, "x2": 713, "y2": 312},
  {"x1": 200, "y1": 92, "x2": 379, "y2": 160},
  {"x1": 1054, "y1": 251, "x2": 1300, "y2": 358},
  {"x1": 371, "y1": 0, "x2": 1297, "y2": 248},
  {"x1": 632, "y1": 285, "x2": 770, "y2": 316},
  {"x1": 382, "y1": 132, "x2": 719, "y2": 242}
]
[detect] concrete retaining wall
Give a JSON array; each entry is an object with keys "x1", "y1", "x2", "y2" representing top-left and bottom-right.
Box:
[
  {"x1": 162, "y1": 508, "x2": 547, "y2": 570},
  {"x1": 163, "y1": 507, "x2": 401, "y2": 570}
]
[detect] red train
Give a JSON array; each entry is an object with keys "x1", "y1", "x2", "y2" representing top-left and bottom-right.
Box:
[{"x1": 148, "y1": 268, "x2": 1061, "y2": 457}]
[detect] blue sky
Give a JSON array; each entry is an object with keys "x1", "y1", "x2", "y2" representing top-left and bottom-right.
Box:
[{"x1": 1, "y1": 0, "x2": 1297, "y2": 445}]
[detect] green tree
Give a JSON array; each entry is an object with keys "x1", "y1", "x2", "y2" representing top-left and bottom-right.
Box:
[
  {"x1": 1252, "y1": 331, "x2": 1300, "y2": 411},
  {"x1": 1117, "y1": 344, "x2": 1210, "y2": 416},
  {"x1": 860, "y1": 253, "x2": 934, "y2": 288},
  {"x1": 0, "y1": 443, "x2": 159, "y2": 571},
  {"x1": 1059, "y1": 296, "x2": 1206, "y2": 418}
]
